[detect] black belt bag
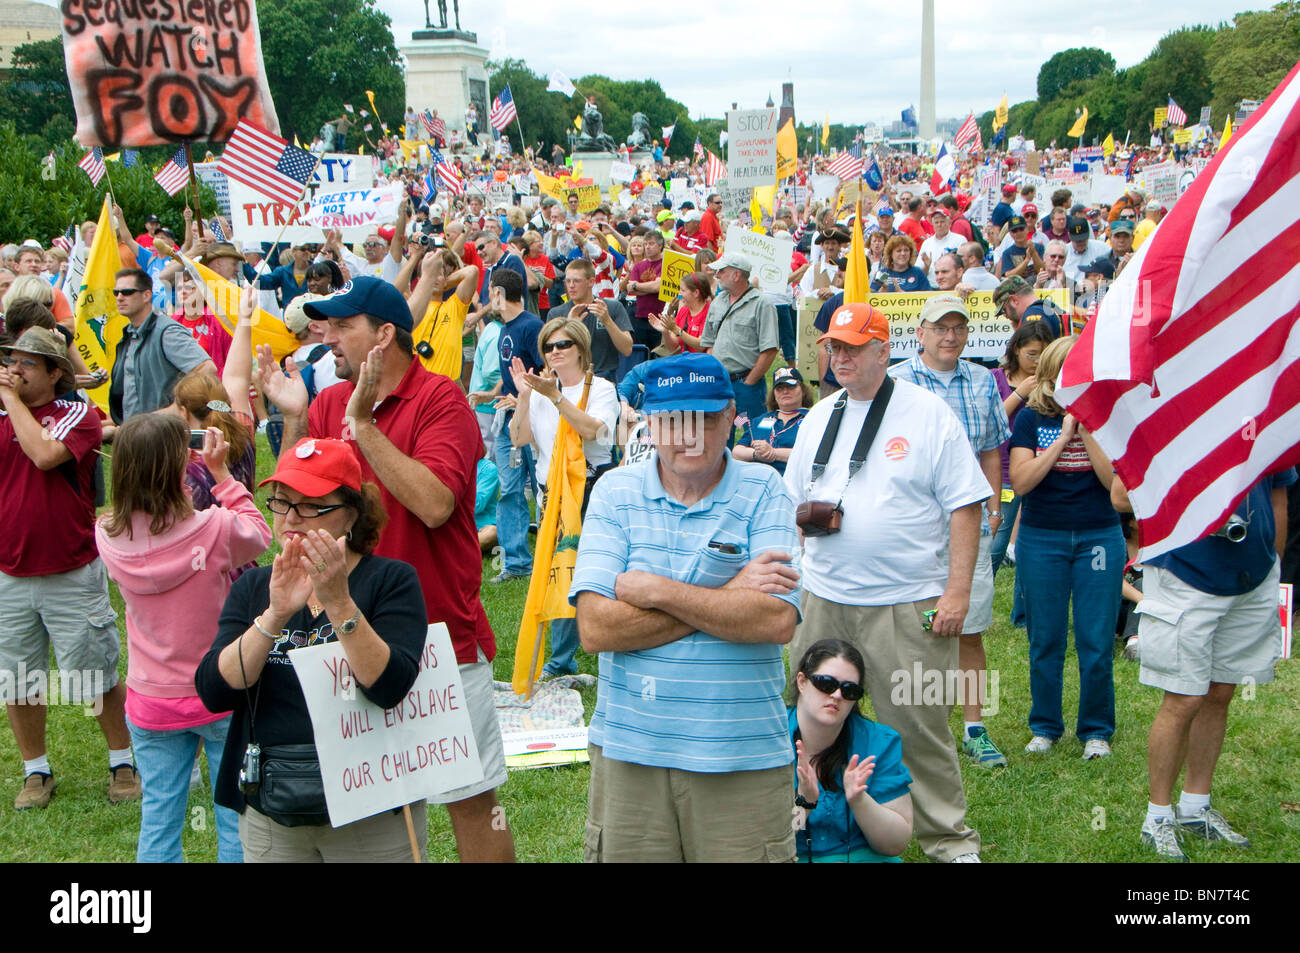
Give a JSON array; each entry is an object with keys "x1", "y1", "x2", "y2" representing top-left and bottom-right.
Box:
[{"x1": 252, "y1": 744, "x2": 329, "y2": 827}]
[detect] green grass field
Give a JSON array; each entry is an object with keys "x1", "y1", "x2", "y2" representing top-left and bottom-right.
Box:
[{"x1": 1, "y1": 433, "x2": 1296, "y2": 863}]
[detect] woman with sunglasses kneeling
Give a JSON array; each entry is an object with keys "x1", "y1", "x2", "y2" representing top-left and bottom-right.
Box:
[
  {"x1": 196, "y1": 437, "x2": 431, "y2": 862},
  {"x1": 790, "y1": 640, "x2": 914, "y2": 863}
]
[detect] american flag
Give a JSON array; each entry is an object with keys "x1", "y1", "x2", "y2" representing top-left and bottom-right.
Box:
[
  {"x1": 1166, "y1": 96, "x2": 1187, "y2": 127},
  {"x1": 422, "y1": 169, "x2": 437, "y2": 204},
  {"x1": 153, "y1": 146, "x2": 191, "y2": 195},
  {"x1": 1057, "y1": 60, "x2": 1300, "y2": 563},
  {"x1": 218, "y1": 119, "x2": 319, "y2": 207},
  {"x1": 826, "y1": 151, "x2": 864, "y2": 181},
  {"x1": 848, "y1": 141, "x2": 863, "y2": 159},
  {"x1": 693, "y1": 137, "x2": 704, "y2": 160},
  {"x1": 78, "y1": 147, "x2": 105, "y2": 186},
  {"x1": 489, "y1": 86, "x2": 517, "y2": 132},
  {"x1": 423, "y1": 108, "x2": 446, "y2": 142},
  {"x1": 954, "y1": 112, "x2": 982, "y2": 151},
  {"x1": 432, "y1": 150, "x2": 464, "y2": 195},
  {"x1": 705, "y1": 150, "x2": 725, "y2": 187},
  {"x1": 52, "y1": 223, "x2": 75, "y2": 253},
  {"x1": 208, "y1": 218, "x2": 227, "y2": 242}
]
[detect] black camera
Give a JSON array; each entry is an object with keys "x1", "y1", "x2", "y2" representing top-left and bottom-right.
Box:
[
  {"x1": 188, "y1": 430, "x2": 207, "y2": 450},
  {"x1": 416, "y1": 341, "x2": 435, "y2": 360},
  {"x1": 239, "y1": 743, "x2": 261, "y2": 794}
]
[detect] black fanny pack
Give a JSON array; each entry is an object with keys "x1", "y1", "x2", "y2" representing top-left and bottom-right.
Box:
[{"x1": 251, "y1": 744, "x2": 328, "y2": 827}]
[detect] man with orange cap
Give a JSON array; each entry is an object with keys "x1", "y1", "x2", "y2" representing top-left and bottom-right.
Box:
[{"x1": 783, "y1": 302, "x2": 991, "y2": 863}]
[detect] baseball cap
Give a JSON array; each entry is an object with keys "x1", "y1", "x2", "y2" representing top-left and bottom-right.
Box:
[
  {"x1": 259, "y1": 437, "x2": 362, "y2": 497},
  {"x1": 918, "y1": 292, "x2": 969, "y2": 325},
  {"x1": 1083, "y1": 257, "x2": 1115, "y2": 280},
  {"x1": 1006, "y1": 215, "x2": 1028, "y2": 232},
  {"x1": 876, "y1": 207, "x2": 895, "y2": 218},
  {"x1": 302, "y1": 276, "x2": 414, "y2": 332},
  {"x1": 642, "y1": 353, "x2": 735, "y2": 413},
  {"x1": 1109, "y1": 218, "x2": 1135, "y2": 235},
  {"x1": 1067, "y1": 217, "x2": 1090, "y2": 240},
  {"x1": 1145, "y1": 200, "x2": 1163, "y2": 212},
  {"x1": 817, "y1": 302, "x2": 890, "y2": 347},
  {"x1": 1001, "y1": 184, "x2": 1017, "y2": 195},
  {"x1": 241, "y1": 240, "x2": 264, "y2": 255},
  {"x1": 682, "y1": 210, "x2": 702, "y2": 223},
  {"x1": 930, "y1": 207, "x2": 951, "y2": 219},
  {"x1": 144, "y1": 214, "x2": 160, "y2": 224},
  {"x1": 1021, "y1": 203, "x2": 1039, "y2": 217},
  {"x1": 283, "y1": 292, "x2": 329, "y2": 335},
  {"x1": 773, "y1": 366, "x2": 804, "y2": 387},
  {"x1": 707, "y1": 252, "x2": 753, "y2": 274},
  {"x1": 993, "y1": 275, "x2": 1033, "y2": 314},
  {"x1": 656, "y1": 210, "x2": 675, "y2": 223}
]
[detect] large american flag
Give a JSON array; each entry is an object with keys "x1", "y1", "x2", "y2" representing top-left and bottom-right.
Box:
[
  {"x1": 954, "y1": 112, "x2": 982, "y2": 151},
  {"x1": 826, "y1": 151, "x2": 864, "y2": 181},
  {"x1": 422, "y1": 109, "x2": 446, "y2": 142},
  {"x1": 153, "y1": 146, "x2": 191, "y2": 195},
  {"x1": 78, "y1": 147, "x2": 105, "y2": 186},
  {"x1": 1166, "y1": 96, "x2": 1187, "y2": 127},
  {"x1": 431, "y1": 150, "x2": 464, "y2": 196},
  {"x1": 1057, "y1": 60, "x2": 1300, "y2": 562},
  {"x1": 489, "y1": 86, "x2": 517, "y2": 132},
  {"x1": 705, "y1": 150, "x2": 725, "y2": 187},
  {"x1": 218, "y1": 119, "x2": 319, "y2": 207}
]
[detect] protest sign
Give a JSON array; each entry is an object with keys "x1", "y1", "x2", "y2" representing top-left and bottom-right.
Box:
[
  {"x1": 726, "y1": 108, "x2": 779, "y2": 188},
  {"x1": 724, "y1": 225, "x2": 792, "y2": 294},
  {"x1": 290, "y1": 623, "x2": 483, "y2": 828},
  {"x1": 1092, "y1": 173, "x2": 1130, "y2": 206},
  {"x1": 810, "y1": 173, "x2": 840, "y2": 204},
  {"x1": 564, "y1": 185, "x2": 601, "y2": 214},
  {"x1": 1026, "y1": 152, "x2": 1042, "y2": 175},
  {"x1": 796, "y1": 296, "x2": 823, "y2": 383},
  {"x1": 193, "y1": 161, "x2": 230, "y2": 215},
  {"x1": 1143, "y1": 161, "x2": 1180, "y2": 206},
  {"x1": 669, "y1": 177, "x2": 692, "y2": 210},
  {"x1": 60, "y1": 0, "x2": 280, "y2": 147},
  {"x1": 870, "y1": 289, "x2": 1069, "y2": 362},
  {"x1": 609, "y1": 160, "x2": 636, "y2": 185},
  {"x1": 300, "y1": 183, "x2": 405, "y2": 230},
  {"x1": 658, "y1": 249, "x2": 695, "y2": 303},
  {"x1": 713, "y1": 180, "x2": 750, "y2": 219},
  {"x1": 1154, "y1": 106, "x2": 1168, "y2": 126},
  {"x1": 227, "y1": 153, "x2": 374, "y2": 244},
  {"x1": 486, "y1": 180, "x2": 513, "y2": 208},
  {"x1": 640, "y1": 184, "x2": 665, "y2": 207},
  {"x1": 1017, "y1": 172, "x2": 1048, "y2": 196}
]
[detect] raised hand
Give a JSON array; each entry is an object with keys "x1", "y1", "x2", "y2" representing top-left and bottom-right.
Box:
[
  {"x1": 843, "y1": 754, "x2": 876, "y2": 803},
  {"x1": 256, "y1": 343, "x2": 309, "y2": 419}
]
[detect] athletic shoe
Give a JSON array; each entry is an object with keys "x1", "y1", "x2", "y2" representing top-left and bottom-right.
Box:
[
  {"x1": 1141, "y1": 815, "x2": 1187, "y2": 861},
  {"x1": 108, "y1": 765, "x2": 141, "y2": 803},
  {"x1": 962, "y1": 727, "x2": 1008, "y2": 767},
  {"x1": 1024, "y1": 735, "x2": 1055, "y2": 753},
  {"x1": 14, "y1": 772, "x2": 55, "y2": 810},
  {"x1": 1178, "y1": 807, "x2": 1251, "y2": 848},
  {"x1": 1123, "y1": 636, "x2": 1140, "y2": 661},
  {"x1": 1082, "y1": 738, "x2": 1112, "y2": 760},
  {"x1": 488, "y1": 571, "x2": 530, "y2": 584},
  {"x1": 950, "y1": 852, "x2": 982, "y2": 863}
]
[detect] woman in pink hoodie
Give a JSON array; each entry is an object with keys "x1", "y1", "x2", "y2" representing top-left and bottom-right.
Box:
[{"x1": 96, "y1": 414, "x2": 271, "y2": 862}]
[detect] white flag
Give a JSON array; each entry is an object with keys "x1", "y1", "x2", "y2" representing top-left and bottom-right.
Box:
[
  {"x1": 661, "y1": 123, "x2": 676, "y2": 147},
  {"x1": 547, "y1": 70, "x2": 576, "y2": 97}
]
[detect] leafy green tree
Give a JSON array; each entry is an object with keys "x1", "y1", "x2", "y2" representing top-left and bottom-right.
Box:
[
  {"x1": 0, "y1": 39, "x2": 77, "y2": 147},
  {"x1": 1210, "y1": 2, "x2": 1300, "y2": 120},
  {"x1": 1140, "y1": 26, "x2": 1218, "y2": 122},
  {"x1": 1037, "y1": 48, "x2": 1116, "y2": 103}
]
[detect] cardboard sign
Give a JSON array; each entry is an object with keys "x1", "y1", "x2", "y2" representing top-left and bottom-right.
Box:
[
  {"x1": 227, "y1": 154, "x2": 374, "y2": 243},
  {"x1": 726, "y1": 108, "x2": 779, "y2": 188},
  {"x1": 713, "y1": 179, "x2": 750, "y2": 219},
  {"x1": 658, "y1": 249, "x2": 695, "y2": 303},
  {"x1": 640, "y1": 185, "x2": 665, "y2": 207},
  {"x1": 192, "y1": 161, "x2": 230, "y2": 215},
  {"x1": 300, "y1": 183, "x2": 405, "y2": 230},
  {"x1": 796, "y1": 295, "x2": 823, "y2": 383},
  {"x1": 723, "y1": 224, "x2": 792, "y2": 294},
  {"x1": 609, "y1": 160, "x2": 636, "y2": 185},
  {"x1": 61, "y1": 0, "x2": 280, "y2": 147},
  {"x1": 486, "y1": 181, "x2": 513, "y2": 208},
  {"x1": 1143, "y1": 161, "x2": 1180, "y2": 206},
  {"x1": 290, "y1": 623, "x2": 483, "y2": 828},
  {"x1": 1026, "y1": 152, "x2": 1042, "y2": 175}
]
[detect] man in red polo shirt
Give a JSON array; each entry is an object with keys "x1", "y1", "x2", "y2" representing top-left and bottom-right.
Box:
[
  {"x1": 698, "y1": 193, "x2": 724, "y2": 251},
  {"x1": 257, "y1": 277, "x2": 515, "y2": 862}
]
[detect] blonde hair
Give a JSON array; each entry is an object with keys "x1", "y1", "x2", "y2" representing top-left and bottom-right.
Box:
[
  {"x1": 1027, "y1": 336, "x2": 1076, "y2": 417},
  {"x1": 172, "y1": 371, "x2": 252, "y2": 463},
  {"x1": 537, "y1": 315, "x2": 592, "y2": 373},
  {"x1": 3, "y1": 274, "x2": 55, "y2": 311}
]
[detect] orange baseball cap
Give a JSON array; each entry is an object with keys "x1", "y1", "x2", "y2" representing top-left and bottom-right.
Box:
[{"x1": 818, "y1": 302, "x2": 890, "y2": 346}]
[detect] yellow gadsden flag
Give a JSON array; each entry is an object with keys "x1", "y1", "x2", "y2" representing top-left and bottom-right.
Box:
[
  {"x1": 776, "y1": 117, "x2": 797, "y2": 180},
  {"x1": 1220, "y1": 116, "x2": 1233, "y2": 148},
  {"x1": 821, "y1": 112, "x2": 830, "y2": 147},
  {"x1": 844, "y1": 200, "x2": 870, "y2": 304},
  {"x1": 993, "y1": 93, "x2": 1009, "y2": 131},
  {"x1": 1102, "y1": 132, "x2": 1115, "y2": 157},
  {"x1": 182, "y1": 254, "x2": 299, "y2": 361},
  {"x1": 513, "y1": 373, "x2": 594, "y2": 695},
  {"x1": 74, "y1": 197, "x2": 129, "y2": 414},
  {"x1": 1068, "y1": 107, "x2": 1089, "y2": 138}
]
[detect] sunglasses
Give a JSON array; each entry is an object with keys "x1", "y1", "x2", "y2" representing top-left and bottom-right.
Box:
[
  {"x1": 542, "y1": 339, "x2": 576, "y2": 354},
  {"x1": 113, "y1": 287, "x2": 146, "y2": 296},
  {"x1": 807, "y1": 672, "x2": 864, "y2": 702}
]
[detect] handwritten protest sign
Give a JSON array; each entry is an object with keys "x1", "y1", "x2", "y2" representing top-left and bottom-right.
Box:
[
  {"x1": 724, "y1": 225, "x2": 792, "y2": 294},
  {"x1": 871, "y1": 289, "x2": 1069, "y2": 362},
  {"x1": 193, "y1": 161, "x2": 230, "y2": 215},
  {"x1": 300, "y1": 183, "x2": 405, "y2": 230},
  {"x1": 61, "y1": 0, "x2": 279, "y2": 147},
  {"x1": 609, "y1": 160, "x2": 636, "y2": 185},
  {"x1": 1143, "y1": 161, "x2": 1180, "y2": 207},
  {"x1": 669, "y1": 177, "x2": 692, "y2": 210},
  {"x1": 564, "y1": 185, "x2": 601, "y2": 214},
  {"x1": 290, "y1": 623, "x2": 483, "y2": 828},
  {"x1": 658, "y1": 249, "x2": 695, "y2": 303},
  {"x1": 227, "y1": 153, "x2": 374, "y2": 244},
  {"x1": 640, "y1": 184, "x2": 665, "y2": 207},
  {"x1": 712, "y1": 179, "x2": 749, "y2": 219},
  {"x1": 486, "y1": 181, "x2": 513, "y2": 208},
  {"x1": 726, "y1": 108, "x2": 778, "y2": 188},
  {"x1": 809, "y1": 173, "x2": 840, "y2": 204}
]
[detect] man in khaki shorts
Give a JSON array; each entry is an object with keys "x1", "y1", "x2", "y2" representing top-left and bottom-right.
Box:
[{"x1": 572, "y1": 353, "x2": 802, "y2": 862}]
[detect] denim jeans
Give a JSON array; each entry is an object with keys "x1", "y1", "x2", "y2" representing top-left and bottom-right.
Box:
[
  {"x1": 732, "y1": 377, "x2": 768, "y2": 446},
  {"x1": 544, "y1": 617, "x2": 580, "y2": 677},
  {"x1": 1016, "y1": 522, "x2": 1123, "y2": 742},
  {"x1": 493, "y1": 418, "x2": 535, "y2": 576},
  {"x1": 990, "y1": 490, "x2": 1021, "y2": 574},
  {"x1": 774, "y1": 304, "x2": 796, "y2": 363},
  {"x1": 127, "y1": 715, "x2": 243, "y2": 863}
]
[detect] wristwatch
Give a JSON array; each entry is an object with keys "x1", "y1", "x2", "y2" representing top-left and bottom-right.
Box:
[
  {"x1": 795, "y1": 794, "x2": 818, "y2": 810},
  {"x1": 551, "y1": 391, "x2": 563, "y2": 407},
  {"x1": 337, "y1": 609, "x2": 362, "y2": 636}
]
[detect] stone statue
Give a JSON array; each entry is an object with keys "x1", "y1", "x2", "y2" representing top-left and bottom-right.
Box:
[
  {"x1": 625, "y1": 112, "x2": 652, "y2": 150},
  {"x1": 574, "y1": 96, "x2": 617, "y2": 153}
]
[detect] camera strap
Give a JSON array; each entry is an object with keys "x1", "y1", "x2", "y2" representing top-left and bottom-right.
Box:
[{"x1": 808, "y1": 376, "x2": 893, "y2": 504}]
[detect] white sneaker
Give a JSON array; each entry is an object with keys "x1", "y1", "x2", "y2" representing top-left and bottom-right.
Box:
[
  {"x1": 1024, "y1": 735, "x2": 1055, "y2": 753},
  {"x1": 1140, "y1": 815, "x2": 1187, "y2": 861},
  {"x1": 1123, "y1": 636, "x2": 1140, "y2": 661},
  {"x1": 1082, "y1": 738, "x2": 1112, "y2": 760},
  {"x1": 950, "y1": 852, "x2": 981, "y2": 863}
]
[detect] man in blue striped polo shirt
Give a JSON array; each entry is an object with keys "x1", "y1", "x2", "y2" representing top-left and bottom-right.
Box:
[{"x1": 571, "y1": 352, "x2": 802, "y2": 862}]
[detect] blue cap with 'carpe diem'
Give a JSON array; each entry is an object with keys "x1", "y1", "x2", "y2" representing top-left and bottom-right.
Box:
[
  {"x1": 642, "y1": 353, "x2": 735, "y2": 413},
  {"x1": 302, "y1": 275, "x2": 414, "y2": 332}
]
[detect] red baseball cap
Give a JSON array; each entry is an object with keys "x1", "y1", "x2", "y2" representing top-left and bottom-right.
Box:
[
  {"x1": 818, "y1": 302, "x2": 890, "y2": 346},
  {"x1": 259, "y1": 438, "x2": 362, "y2": 498},
  {"x1": 1022, "y1": 203, "x2": 1039, "y2": 216},
  {"x1": 1001, "y1": 183, "x2": 1017, "y2": 195}
]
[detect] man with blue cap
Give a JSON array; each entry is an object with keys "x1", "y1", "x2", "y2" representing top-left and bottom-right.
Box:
[{"x1": 570, "y1": 352, "x2": 802, "y2": 862}]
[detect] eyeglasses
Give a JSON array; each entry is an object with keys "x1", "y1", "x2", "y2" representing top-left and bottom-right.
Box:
[
  {"x1": 265, "y1": 498, "x2": 348, "y2": 519},
  {"x1": 542, "y1": 339, "x2": 576, "y2": 354},
  {"x1": 113, "y1": 287, "x2": 146, "y2": 297},
  {"x1": 0, "y1": 356, "x2": 42, "y2": 370},
  {"x1": 924, "y1": 323, "x2": 969, "y2": 337},
  {"x1": 362, "y1": 241, "x2": 384, "y2": 248},
  {"x1": 807, "y1": 672, "x2": 864, "y2": 702}
]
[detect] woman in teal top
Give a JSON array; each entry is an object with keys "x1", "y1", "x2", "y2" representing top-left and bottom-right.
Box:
[
  {"x1": 790, "y1": 639, "x2": 914, "y2": 862},
  {"x1": 733, "y1": 366, "x2": 814, "y2": 476}
]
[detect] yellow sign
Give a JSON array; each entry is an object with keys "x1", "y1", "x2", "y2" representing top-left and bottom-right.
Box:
[
  {"x1": 1154, "y1": 106, "x2": 1168, "y2": 125},
  {"x1": 565, "y1": 184, "x2": 601, "y2": 213},
  {"x1": 868, "y1": 289, "x2": 1071, "y2": 362},
  {"x1": 776, "y1": 118, "x2": 797, "y2": 180},
  {"x1": 658, "y1": 249, "x2": 695, "y2": 303},
  {"x1": 1172, "y1": 127, "x2": 1195, "y2": 145}
]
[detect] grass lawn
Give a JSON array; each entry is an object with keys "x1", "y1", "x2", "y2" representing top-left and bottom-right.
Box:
[{"x1": 1, "y1": 432, "x2": 1297, "y2": 862}]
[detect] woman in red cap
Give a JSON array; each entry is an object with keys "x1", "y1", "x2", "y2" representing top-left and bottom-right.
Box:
[{"x1": 196, "y1": 437, "x2": 432, "y2": 861}]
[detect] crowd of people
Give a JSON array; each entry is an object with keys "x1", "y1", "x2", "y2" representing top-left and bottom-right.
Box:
[{"x1": 0, "y1": 112, "x2": 1293, "y2": 864}]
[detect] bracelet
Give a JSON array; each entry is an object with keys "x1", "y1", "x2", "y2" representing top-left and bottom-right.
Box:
[{"x1": 252, "y1": 615, "x2": 279, "y2": 640}]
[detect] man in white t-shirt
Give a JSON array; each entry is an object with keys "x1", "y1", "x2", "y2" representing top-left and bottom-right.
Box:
[
  {"x1": 784, "y1": 301, "x2": 990, "y2": 863},
  {"x1": 1063, "y1": 216, "x2": 1112, "y2": 287},
  {"x1": 332, "y1": 201, "x2": 409, "y2": 285},
  {"x1": 918, "y1": 209, "x2": 963, "y2": 287}
]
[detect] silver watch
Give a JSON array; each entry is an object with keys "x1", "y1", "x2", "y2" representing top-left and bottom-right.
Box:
[{"x1": 337, "y1": 609, "x2": 362, "y2": 636}]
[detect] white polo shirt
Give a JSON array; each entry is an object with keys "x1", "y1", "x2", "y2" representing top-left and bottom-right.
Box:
[{"x1": 784, "y1": 379, "x2": 990, "y2": 606}]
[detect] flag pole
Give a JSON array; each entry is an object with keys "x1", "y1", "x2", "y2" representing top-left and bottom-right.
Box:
[
  {"x1": 184, "y1": 142, "x2": 206, "y2": 238},
  {"x1": 401, "y1": 804, "x2": 422, "y2": 862}
]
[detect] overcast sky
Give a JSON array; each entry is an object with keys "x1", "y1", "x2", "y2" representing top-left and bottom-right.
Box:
[{"x1": 377, "y1": 0, "x2": 1255, "y2": 123}]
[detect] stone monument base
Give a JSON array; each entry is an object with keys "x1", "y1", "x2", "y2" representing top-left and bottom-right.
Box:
[
  {"x1": 401, "y1": 33, "x2": 489, "y2": 147},
  {"x1": 572, "y1": 151, "x2": 619, "y2": 193}
]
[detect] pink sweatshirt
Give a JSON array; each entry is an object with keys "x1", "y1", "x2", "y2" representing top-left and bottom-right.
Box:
[{"x1": 96, "y1": 478, "x2": 271, "y2": 712}]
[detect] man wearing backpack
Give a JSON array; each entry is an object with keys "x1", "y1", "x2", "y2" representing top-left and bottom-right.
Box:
[{"x1": 283, "y1": 294, "x2": 342, "y2": 402}]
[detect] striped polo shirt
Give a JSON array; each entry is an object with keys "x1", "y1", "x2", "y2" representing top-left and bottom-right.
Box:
[{"x1": 570, "y1": 452, "x2": 801, "y2": 773}]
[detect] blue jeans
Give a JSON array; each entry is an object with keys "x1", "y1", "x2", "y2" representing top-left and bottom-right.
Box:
[
  {"x1": 990, "y1": 489, "x2": 1021, "y2": 574},
  {"x1": 1016, "y1": 523, "x2": 1123, "y2": 742},
  {"x1": 127, "y1": 715, "x2": 242, "y2": 863},
  {"x1": 774, "y1": 304, "x2": 796, "y2": 363},
  {"x1": 493, "y1": 419, "x2": 535, "y2": 576},
  {"x1": 731, "y1": 377, "x2": 768, "y2": 446},
  {"x1": 544, "y1": 617, "x2": 580, "y2": 677}
]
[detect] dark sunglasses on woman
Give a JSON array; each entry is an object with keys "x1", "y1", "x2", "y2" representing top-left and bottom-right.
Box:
[{"x1": 807, "y1": 673, "x2": 864, "y2": 702}]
